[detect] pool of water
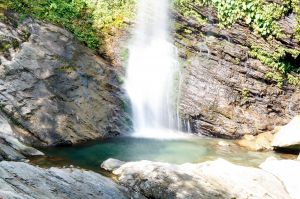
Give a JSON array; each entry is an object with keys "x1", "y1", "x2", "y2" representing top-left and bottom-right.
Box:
[{"x1": 30, "y1": 136, "x2": 293, "y2": 172}]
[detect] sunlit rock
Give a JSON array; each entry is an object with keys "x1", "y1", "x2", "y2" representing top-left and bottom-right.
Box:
[
  {"x1": 272, "y1": 116, "x2": 300, "y2": 151},
  {"x1": 260, "y1": 157, "x2": 300, "y2": 199},
  {"x1": 102, "y1": 158, "x2": 291, "y2": 199},
  {"x1": 236, "y1": 131, "x2": 274, "y2": 151},
  {"x1": 101, "y1": 158, "x2": 125, "y2": 172}
]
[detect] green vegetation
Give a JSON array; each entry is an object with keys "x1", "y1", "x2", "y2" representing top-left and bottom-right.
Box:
[
  {"x1": 5, "y1": 0, "x2": 136, "y2": 50},
  {"x1": 241, "y1": 88, "x2": 249, "y2": 99},
  {"x1": 56, "y1": 65, "x2": 77, "y2": 72},
  {"x1": 173, "y1": 0, "x2": 207, "y2": 25},
  {"x1": 250, "y1": 46, "x2": 300, "y2": 86},
  {"x1": 7, "y1": 0, "x2": 99, "y2": 49},
  {"x1": 174, "y1": 0, "x2": 300, "y2": 87},
  {"x1": 292, "y1": 0, "x2": 300, "y2": 41},
  {"x1": 173, "y1": 0, "x2": 298, "y2": 38}
]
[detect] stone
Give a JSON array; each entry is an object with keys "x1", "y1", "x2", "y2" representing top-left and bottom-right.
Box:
[
  {"x1": 236, "y1": 131, "x2": 274, "y2": 151},
  {"x1": 0, "y1": 112, "x2": 43, "y2": 160},
  {"x1": 217, "y1": 140, "x2": 230, "y2": 146},
  {"x1": 272, "y1": 116, "x2": 300, "y2": 151},
  {"x1": 101, "y1": 158, "x2": 125, "y2": 172},
  {"x1": 0, "y1": 161, "x2": 141, "y2": 199},
  {"x1": 260, "y1": 157, "x2": 300, "y2": 199},
  {"x1": 0, "y1": 17, "x2": 131, "y2": 147},
  {"x1": 102, "y1": 158, "x2": 291, "y2": 199}
]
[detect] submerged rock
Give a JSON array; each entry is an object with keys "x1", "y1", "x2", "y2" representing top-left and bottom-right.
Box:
[
  {"x1": 101, "y1": 158, "x2": 125, "y2": 172},
  {"x1": 236, "y1": 131, "x2": 274, "y2": 151},
  {"x1": 272, "y1": 116, "x2": 300, "y2": 151},
  {"x1": 102, "y1": 158, "x2": 291, "y2": 199},
  {"x1": 0, "y1": 16, "x2": 131, "y2": 147},
  {"x1": 260, "y1": 157, "x2": 300, "y2": 199},
  {"x1": 0, "y1": 161, "x2": 137, "y2": 199}
]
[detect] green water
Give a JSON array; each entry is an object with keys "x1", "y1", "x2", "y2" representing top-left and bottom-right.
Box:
[{"x1": 30, "y1": 136, "x2": 290, "y2": 172}]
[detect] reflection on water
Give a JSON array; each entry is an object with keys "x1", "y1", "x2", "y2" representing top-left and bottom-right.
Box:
[{"x1": 30, "y1": 137, "x2": 294, "y2": 172}]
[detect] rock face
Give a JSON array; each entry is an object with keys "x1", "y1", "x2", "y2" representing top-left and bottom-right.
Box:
[
  {"x1": 260, "y1": 158, "x2": 300, "y2": 199},
  {"x1": 0, "y1": 161, "x2": 136, "y2": 199},
  {"x1": 272, "y1": 116, "x2": 300, "y2": 151},
  {"x1": 0, "y1": 15, "x2": 131, "y2": 146},
  {"x1": 175, "y1": 7, "x2": 300, "y2": 138},
  {"x1": 102, "y1": 158, "x2": 291, "y2": 199}
]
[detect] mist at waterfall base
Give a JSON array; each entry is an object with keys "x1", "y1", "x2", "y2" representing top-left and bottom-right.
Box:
[{"x1": 125, "y1": 0, "x2": 188, "y2": 138}]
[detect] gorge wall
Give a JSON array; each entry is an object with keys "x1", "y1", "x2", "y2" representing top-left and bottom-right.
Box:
[{"x1": 175, "y1": 2, "x2": 300, "y2": 138}]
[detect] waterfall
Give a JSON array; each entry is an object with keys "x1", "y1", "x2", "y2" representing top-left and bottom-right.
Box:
[{"x1": 125, "y1": 0, "x2": 186, "y2": 138}]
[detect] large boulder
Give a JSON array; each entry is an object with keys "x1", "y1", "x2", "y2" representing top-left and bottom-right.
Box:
[
  {"x1": 102, "y1": 158, "x2": 291, "y2": 199},
  {"x1": 260, "y1": 157, "x2": 300, "y2": 199},
  {"x1": 0, "y1": 161, "x2": 141, "y2": 199},
  {"x1": 0, "y1": 16, "x2": 131, "y2": 147},
  {"x1": 272, "y1": 116, "x2": 300, "y2": 151}
]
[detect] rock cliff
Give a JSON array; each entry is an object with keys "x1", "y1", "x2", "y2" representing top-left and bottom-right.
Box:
[
  {"x1": 175, "y1": 4, "x2": 300, "y2": 138},
  {"x1": 0, "y1": 14, "x2": 131, "y2": 147}
]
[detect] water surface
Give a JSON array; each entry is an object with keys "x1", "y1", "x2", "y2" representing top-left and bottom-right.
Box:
[{"x1": 31, "y1": 137, "x2": 291, "y2": 172}]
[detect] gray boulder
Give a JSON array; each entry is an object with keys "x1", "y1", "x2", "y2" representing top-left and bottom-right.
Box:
[
  {"x1": 0, "y1": 16, "x2": 131, "y2": 147},
  {"x1": 0, "y1": 161, "x2": 136, "y2": 199},
  {"x1": 101, "y1": 158, "x2": 125, "y2": 172},
  {"x1": 102, "y1": 158, "x2": 291, "y2": 199}
]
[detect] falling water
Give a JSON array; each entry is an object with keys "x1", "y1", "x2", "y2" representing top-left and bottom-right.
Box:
[{"x1": 125, "y1": 0, "x2": 186, "y2": 138}]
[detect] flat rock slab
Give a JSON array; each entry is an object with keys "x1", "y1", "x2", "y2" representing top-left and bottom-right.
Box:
[
  {"x1": 102, "y1": 158, "x2": 291, "y2": 199},
  {"x1": 260, "y1": 158, "x2": 300, "y2": 199},
  {"x1": 0, "y1": 161, "x2": 133, "y2": 199}
]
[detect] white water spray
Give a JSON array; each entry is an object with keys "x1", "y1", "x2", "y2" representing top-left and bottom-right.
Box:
[{"x1": 125, "y1": 0, "x2": 187, "y2": 138}]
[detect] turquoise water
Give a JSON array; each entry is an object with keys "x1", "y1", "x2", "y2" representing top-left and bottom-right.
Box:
[{"x1": 30, "y1": 136, "x2": 289, "y2": 171}]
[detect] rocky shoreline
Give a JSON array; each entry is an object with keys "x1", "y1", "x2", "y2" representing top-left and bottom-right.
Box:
[
  {"x1": 0, "y1": 156, "x2": 299, "y2": 199},
  {"x1": 101, "y1": 158, "x2": 300, "y2": 199}
]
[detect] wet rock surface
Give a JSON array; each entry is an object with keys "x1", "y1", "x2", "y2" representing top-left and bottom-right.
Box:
[
  {"x1": 0, "y1": 16, "x2": 131, "y2": 147},
  {"x1": 175, "y1": 7, "x2": 300, "y2": 138},
  {"x1": 236, "y1": 131, "x2": 275, "y2": 151},
  {"x1": 102, "y1": 158, "x2": 293, "y2": 199},
  {"x1": 0, "y1": 161, "x2": 138, "y2": 199}
]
